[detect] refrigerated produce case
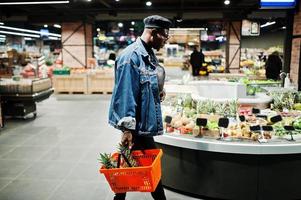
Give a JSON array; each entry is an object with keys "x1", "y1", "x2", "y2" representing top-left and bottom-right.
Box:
[
  {"x1": 156, "y1": 82, "x2": 301, "y2": 200},
  {"x1": 0, "y1": 78, "x2": 53, "y2": 119},
  {"x1": 155, "y1": 134, "x2": 301, "y2": 200}
]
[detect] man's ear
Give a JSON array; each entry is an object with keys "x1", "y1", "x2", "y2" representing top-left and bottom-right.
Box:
[{"x1": 151, "y1": 29, "x2": 157, "y2": 37}]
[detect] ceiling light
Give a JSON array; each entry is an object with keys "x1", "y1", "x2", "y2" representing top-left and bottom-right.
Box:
[
  {"x1": 131, "y1": 21, "x2": 135, "y2": 26},
  {"x1": 0, "y1": 30, "x2": 40, "y2": 38},
  {"x1": 282, "y1": 26, "x2": 286, "y2": 29},
  {"x1": 0, "y1": 22, "x2": 4, "y2": 25},
  {"x1": 0, "y1": 34, "x2": 6, "y2": 38},
  {"x1": 24, "y1": 37, "x2": 33, "y2": 40},
  {"x1": 0, "y1": 25, "x2": 61, "y2": 37},
  {"x1": 48, "y1": 36, "x2": 60, "y2": 40},
  {"x1": 146, "y1": 1, "x2": 152, "y2": 6},
  {"x1": 260, "y1": 21, "x2": 276, "y2": 28},
  {"x1": 86, "y1": 0, "x2": 91, "y2": 2},
  {"x1": 130, "y1": 28, "x2": 134, "y2": 31},
  {"x1": 224, "y1": 0, "x2": 230, "y2": 5},
  {"x1": 96, "y1": 28, "x2": 100, "y2": 32},
  {"x1": 115, "y1": 0, "x2": 120, "y2": 1},
  {"x1": 44, "y1": 24, "x2": 48, "y2": 28},
  {"x1": 0, "y1": 1, "x2": 69, "y2": 5},
  {"x1": 118, "y1": 23, "x2": 123, "y2": 28},
  {"x1": 54, "y1": 24, "x2": 61, "y2": 28}
]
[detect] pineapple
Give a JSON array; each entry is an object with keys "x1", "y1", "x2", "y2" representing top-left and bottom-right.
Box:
[
  {"x1": 228, "y1": 100, "x2": 238, "y2": 117},
  {"x1": 98, "y1": 153, "x2": 117, "y2": 169},
  {"x1": 216, "y1": 102, "x2": 228, "y2": 116},
  {"x1": 206, "y1": 100, "x2": 217, "y2": 114},
  {"x1": 197, "y1": 100, "x2": 207, "y2": 114},
  {"x1": 118, "y1": 144, "x2": 137, "y2": 167}
]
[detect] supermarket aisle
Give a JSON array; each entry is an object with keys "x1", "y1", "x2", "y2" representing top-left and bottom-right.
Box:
[{"x1": 0, "y1": 95, "x2": 201, "y2": 200}]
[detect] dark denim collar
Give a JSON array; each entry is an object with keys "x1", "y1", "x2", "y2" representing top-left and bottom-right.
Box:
[{"x1": 135, "y1": 37, "x2": 151, "y2": 57}]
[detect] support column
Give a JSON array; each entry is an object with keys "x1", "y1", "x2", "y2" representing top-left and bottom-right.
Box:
[
  {"x1": 290, "y1": 4, "x2": 301, "y2": 89},
  {"x1": 61, "y1": 21, "x2": 93, "y2": 68},
  {"x1": 225, "y1": 21, "x2": 242, "y2": 73}
]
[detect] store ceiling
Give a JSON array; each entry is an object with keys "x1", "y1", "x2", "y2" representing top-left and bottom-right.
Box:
[{"x1": 0, "y1": 0, "x2": 261, "y2": 22}]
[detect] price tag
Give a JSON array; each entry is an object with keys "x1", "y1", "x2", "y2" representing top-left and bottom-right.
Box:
[
  {"x1": 164, "y1": 116, "x2": 172, "y2": 124},
  {"x1": 218, "y1": 118, "x2": 229, "y2": 128},
  {"x1": 239, "y1": 115, "x2": 246, "y2": 122},
  {"x1": 196, "y1": 118, "x2": 207, "y2": 127},
  {"x1": 270, "y1": 115, "x2": 282, "y2": 123}
]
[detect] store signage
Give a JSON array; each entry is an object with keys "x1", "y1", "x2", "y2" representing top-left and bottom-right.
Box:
[
  {"x1": 241, "y1": 20, "x2": 260, "y2": 36},
  {"x1": 260, "y1": 0, "x2": 296, "y2": 9}
]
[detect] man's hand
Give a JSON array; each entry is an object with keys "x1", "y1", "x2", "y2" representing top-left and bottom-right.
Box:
[
  {"x1": 121, "y1": 130, "x2": 133, "y2": 148},
  {"x1": 160, "y1": 89, "x2": 166, "y2": 102}
]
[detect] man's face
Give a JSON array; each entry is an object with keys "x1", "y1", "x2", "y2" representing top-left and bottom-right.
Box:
[{"x1": 152, "y1": 29, "x2": 169, "y2": 50}]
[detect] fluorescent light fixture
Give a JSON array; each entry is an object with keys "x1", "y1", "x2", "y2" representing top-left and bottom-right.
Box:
[
  {"x1": 130, "y1": 28, "x2": 134, "y2": 31},
  {"x1": 146, "y1": 1, "x2": 152, "y2": 6},
  {"x1": 260, "y1": 21, "x2": 276, "y2": 28},
  {"x1": 118, "y1": 23, "x2": 123, "y2": 28},
  {"x1": 282, "y1": 26, "x2": 286, "y2": 29},
  {"x1": 0, "y1": 25, "x2": 61, "y2": 37},
  {"x1": 0, "y1": 30, "x2": 40, "y2": 38},
  {"x1": 44, "y1": 24, "x2": 48, "y2": 28},
  {"x1": 0, "y1": 1, "x2": 69, "y2": 5},
  {"x1": 115, "y1": 0, "x2": 120, "y2": 2},
  {"x1": 87, "y1": 0, "x2": 91, "y2": 2},
  {"x1": 24, "y1": 37, "x2": 33, "y2": 40},
  {"x1": 48, "y1": 36, "x2": 60, "y2": 40},
  {"x1": 54, "y1": 24, "x2": 61, "y2": 28},
  {"x1": 0, "y1": 22, "x2": 4, "y2": 25},
  {"x1": 131, "y1": 21, "x2": 135, "y2": 25},
  {"x1": 0, "y1": 34, "x2": 6, "y2": 38},
  {"x1": 224, "y1": 0, "x2": 230, "y2": 5}
]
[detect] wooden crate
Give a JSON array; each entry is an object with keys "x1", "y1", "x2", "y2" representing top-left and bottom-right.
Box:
[
  {"x1": 87, "y1": 74, "x2": 114, "y2": 94},
  {"x1": 53, "y1": 74, "x2": 88, "y2": 94}
]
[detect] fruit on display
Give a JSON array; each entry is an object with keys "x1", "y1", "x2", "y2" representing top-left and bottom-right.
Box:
[
  {"x1": 293, "y1": 117, "x2": 301, "y2": 130},
  {"x1": 162, "y1": 91, "x2": 301, "y2": 141},
  {"x1": 246, "y1": 86, "x2": 256, "y2": 96},
  {"x1": 21, "y1": 63, "x2": 36, "y2": 78},
  {"x1": 293, "y1": 103, "x2": 301, "y2": 111},
  {"x1": 71, "y1": 67, "x2": 87, "y2": 74},
  {"x1": 240, "y1": 60, "x2": 254, "y2": 68},
  {"x1": 199, "y1": 70, "x2": 207, "y2": 76},
  {"x1": 268, "y1": 90, "x2": 297, "y2": 111}
]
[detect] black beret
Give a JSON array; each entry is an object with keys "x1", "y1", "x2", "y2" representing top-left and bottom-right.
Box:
[{"x1": 143, "y1": 15, "x2": 172, "y2": 29}]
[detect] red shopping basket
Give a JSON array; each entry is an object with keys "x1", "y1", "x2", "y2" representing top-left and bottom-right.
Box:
[{"x1": 99, "y1": 149, "x2": 163, "y2": 193}]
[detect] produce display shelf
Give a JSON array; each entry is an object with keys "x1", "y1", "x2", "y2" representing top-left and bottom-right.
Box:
[
  {"x1": 155, "y1": 133, "x2": 301, "y2": 200},
  {"x1": 1, "y1": 88, "x2": 54, "y2": 119},
  {"x1": 155, "y1": 133, "x2": 301, "y2": 154}
]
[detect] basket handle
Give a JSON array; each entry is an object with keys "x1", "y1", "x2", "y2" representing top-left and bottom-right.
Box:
[{"x1": 116, "y1": 152, "x2": 132, "y2": 168}]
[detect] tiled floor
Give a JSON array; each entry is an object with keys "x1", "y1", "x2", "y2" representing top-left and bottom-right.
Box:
[{"x1": 0, "y1": 95, "x2": 202, "y2": 200}]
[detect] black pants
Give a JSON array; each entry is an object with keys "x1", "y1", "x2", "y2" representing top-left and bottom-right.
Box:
[{"x1": 113, "y1": 135, "x2": 166, "y2": 200}]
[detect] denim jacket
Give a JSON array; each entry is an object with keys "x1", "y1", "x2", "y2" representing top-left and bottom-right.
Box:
[{"x1": 108, "y1": 38, "x2": 164, "y2": 136}]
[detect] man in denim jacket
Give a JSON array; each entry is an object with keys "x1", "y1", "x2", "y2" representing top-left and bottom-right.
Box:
[{"x1": 108, "y1": 15, "x2": 171, "y2": 200}]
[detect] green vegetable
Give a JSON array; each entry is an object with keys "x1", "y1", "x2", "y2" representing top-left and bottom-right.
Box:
[
  {"x1": 293, "y1": 118, "x2": 301, "y2": 130},
  {"x1": 206, "y1": 121, "x2": 219, "y2": 130}
]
